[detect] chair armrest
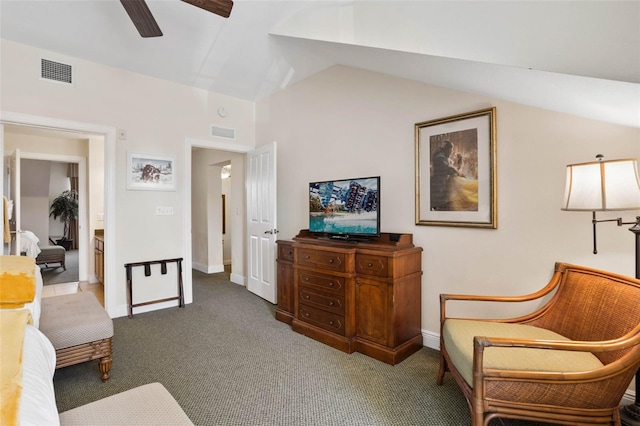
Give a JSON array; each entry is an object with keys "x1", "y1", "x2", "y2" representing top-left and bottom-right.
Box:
[{"x1": 440, "y1": 269, "x2": 563, "y2": 324}]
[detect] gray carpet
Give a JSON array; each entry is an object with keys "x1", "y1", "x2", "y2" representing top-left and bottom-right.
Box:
[
  {"x1": 41, "y1": 248, "x2": 78, "y2": 285},
  {"x1": 52, "y1": 270, "x2": 550, "y2": 425}
]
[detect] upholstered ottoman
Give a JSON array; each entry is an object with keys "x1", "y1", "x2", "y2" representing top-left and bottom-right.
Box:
[
  {"x1": 35, "y1": 245, "x2": 66, "y2": 270},
  {"x1": 39, "y1": 292, "x2": 113, "y2": 381},
  {"x1": 59, "y1": 383, "x2": 194, "y2": 425}
]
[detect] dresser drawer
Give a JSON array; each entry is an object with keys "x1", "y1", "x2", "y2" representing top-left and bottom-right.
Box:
[
  {"x1": 355, "y1": 254, "x2": 388, "y2": 277},
  {"x1": 297, "y1": 271, "x2": 344, "y2": 294},
  {"x1": 298, "y1": 305, "x2": 345, "y2": 335},
  {"x1": 299, "y1": 285, "x2": 345, "y2": 315},
  {"x1": 297, "y1": 248, "x2": 346, "y2": 272},
  {"x1": 278, "y1": 242, "x2": 294, "y2": 262}
]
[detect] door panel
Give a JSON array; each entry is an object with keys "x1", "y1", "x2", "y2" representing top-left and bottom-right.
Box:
[{"x1": 246, "y1": 142, "x2": 277, "y2": 303}]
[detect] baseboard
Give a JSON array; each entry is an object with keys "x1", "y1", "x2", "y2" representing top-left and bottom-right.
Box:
[
  {"x1": 192, "y1": 262, "x2": 224, "y2": 274},
  {"x1": 422, "y1": 329, "x2": 440, "y2": 350},
  {"x1": 230, "y1": 272, "x2": 245, "y2": 286},
  {"x1": 421, "y1": 329, "x2": 636, "y2": 405}
]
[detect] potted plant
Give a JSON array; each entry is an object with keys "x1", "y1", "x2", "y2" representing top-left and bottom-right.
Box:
[{"x1": 49, "y1": 189, "x2": 78, "y2": 250}]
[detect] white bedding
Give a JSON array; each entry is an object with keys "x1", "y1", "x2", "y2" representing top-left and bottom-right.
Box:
[
  {"x1": 20, "y1": 324, "x2": 59, "y2": 425},
  {"x1": 7, "y1": 263, "x2": 58, "y2": 425},
  {"x1": 20, "y1": 231, "x2": 41, "y2": 259}
]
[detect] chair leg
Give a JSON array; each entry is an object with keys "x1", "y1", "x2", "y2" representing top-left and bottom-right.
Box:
[{"x1": 437, "y1": 351, "x2": 447, "y2": 385}]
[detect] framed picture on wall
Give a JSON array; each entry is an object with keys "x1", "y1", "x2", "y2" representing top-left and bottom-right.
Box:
[
  {"x1": 127, "y1": 152, "x2": 176, "y2": 191},
  {"x1": 415, "y1": 107, "x2": 497, "y2": 228}
]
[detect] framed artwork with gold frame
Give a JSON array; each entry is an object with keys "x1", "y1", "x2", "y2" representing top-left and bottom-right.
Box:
[{"x1": 415, "y1": 107, "x2": 497, "y2": 228}]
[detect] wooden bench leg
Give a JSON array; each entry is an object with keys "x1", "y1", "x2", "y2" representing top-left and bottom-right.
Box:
[{"x1": 99, "y1": 355, "x2": 112, "y2": 382}]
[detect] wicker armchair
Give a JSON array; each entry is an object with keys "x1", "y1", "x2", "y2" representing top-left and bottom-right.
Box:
[{"x1": 437, "y1": 262, "x2": 640, "y2": 426}]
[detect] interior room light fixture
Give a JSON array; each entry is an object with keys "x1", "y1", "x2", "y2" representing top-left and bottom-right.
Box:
[
  {"x1": 561, "y1": 154, "x2": 640, "y2": 425},
  {"x1": 221, "y1": 164, "x2": 231, "y2": 179}
]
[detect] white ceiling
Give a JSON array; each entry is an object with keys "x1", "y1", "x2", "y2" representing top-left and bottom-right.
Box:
[{"x1": 1, "y1": 0, "x2": 639, "y2": 127}]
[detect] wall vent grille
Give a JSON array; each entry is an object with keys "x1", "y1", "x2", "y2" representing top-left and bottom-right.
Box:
[
  {"x1": 41, "y1": 58, "x2": 73, "y2": 85},
  {"x1": 211, "y1": 125, "x2": 235, "y2": 140}
]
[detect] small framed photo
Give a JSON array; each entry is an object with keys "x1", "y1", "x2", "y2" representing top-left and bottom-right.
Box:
[
  {"x1": 415, "y1": 107, "x2": 497, "y2": 228},
  {"x1": 127, "y1": 152, "x2": 176, "y2": 191}
]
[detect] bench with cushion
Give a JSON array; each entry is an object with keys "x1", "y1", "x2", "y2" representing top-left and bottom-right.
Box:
[
  {"x1": 35, "y1": 245, "x2": 66, "y2": 270},
  {"x1": 438, "y1": 262, "x2": 640, "y2": 426},
  {"x1": 39, "y1": 291, "x2": 113, "y2": 381}
]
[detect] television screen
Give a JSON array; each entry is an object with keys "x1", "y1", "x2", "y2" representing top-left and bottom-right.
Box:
[{"x1": 309, "y1": 176, "x2": 380, "y2": 238}]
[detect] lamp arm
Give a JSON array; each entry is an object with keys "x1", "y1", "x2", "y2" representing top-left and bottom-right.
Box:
[{"x1": 591, "y1": 214, "x2": 640, "y2": 254}]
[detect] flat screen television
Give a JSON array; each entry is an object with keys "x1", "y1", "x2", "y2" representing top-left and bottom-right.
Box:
[{"x1": 308, "y1": 176, "x2": 380, "y2": 240}]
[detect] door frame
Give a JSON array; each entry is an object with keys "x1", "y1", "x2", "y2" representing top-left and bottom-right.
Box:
[
  {"x1": 183, "y1": 137, "x2": 253, "y2": 302},
  {"x1": 0, "y1": 111, "x2": 117, "y2": 316}
]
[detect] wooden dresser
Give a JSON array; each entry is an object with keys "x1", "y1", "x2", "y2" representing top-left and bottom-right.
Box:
[{"x1": 276, "y1": 230, "x2": 423, "y2": 365}]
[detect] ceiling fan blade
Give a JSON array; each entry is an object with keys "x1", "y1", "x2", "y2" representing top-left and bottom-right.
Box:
[
  {"x1": 120, "y1": 0, "x2": 163, "y2": 38},
  {"x1": 180, "y1": 0, "x2": 233, "y2": 18}
]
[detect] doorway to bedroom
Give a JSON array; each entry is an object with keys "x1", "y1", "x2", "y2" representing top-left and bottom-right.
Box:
[{"x1": 3, "y1": 125, "x2": 105, "y2": 306}]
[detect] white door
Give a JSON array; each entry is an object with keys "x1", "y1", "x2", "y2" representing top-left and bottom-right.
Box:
[
  {"x1": 246, "y1": 142, "x2": 277, "y2": 303},
  {"x1": 9, "y1": 149, "x2": 22, "y2": 255}
]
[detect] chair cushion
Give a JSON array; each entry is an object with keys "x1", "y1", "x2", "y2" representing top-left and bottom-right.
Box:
[
  {"x1": 443, "y1": 319, "x2": 604, "y2": 386},
  {"x1": 39, "y1": 292, "x2": 113, "y2": 349}
]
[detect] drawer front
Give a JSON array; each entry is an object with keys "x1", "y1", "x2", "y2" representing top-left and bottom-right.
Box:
[
  {"x1": 297, "y1": 248, "x2": 346, "y2": 272},
  {"x1": 299, "y1": 285, "x2": 345, "y2": 315},
  {"x1": 355, "y1": 254, "x2": 388, "y2": 277},
  {"x1": 298, "y1": 305, "x2": 345, "y2": 336},
  {"x1": 278, "y1": 243, "x2": 294, "y2": 262},
  {"x1": 297, "y1": 271, "x2": 344, "y2": 294}
]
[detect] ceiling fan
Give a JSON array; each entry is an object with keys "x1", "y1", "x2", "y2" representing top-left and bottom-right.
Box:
[{"x1": 120, "y1": 0, "x2": 234, "y2": 38}]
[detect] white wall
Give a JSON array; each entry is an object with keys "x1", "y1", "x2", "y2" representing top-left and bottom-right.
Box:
[
  {"x1": 19, "y1": 159, "x2": 51, "y2": 243},
  {"x1": 1, "y1": 39, "x2": 255, "y2": 317},
  {"x1": 256, "y1": 65, "x2": 640, "y2": 342}
]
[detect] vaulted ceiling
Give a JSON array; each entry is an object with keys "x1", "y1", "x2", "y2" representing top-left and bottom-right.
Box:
[{"x1": 1, "y1": 1, "x2": 638, "y2": 127}]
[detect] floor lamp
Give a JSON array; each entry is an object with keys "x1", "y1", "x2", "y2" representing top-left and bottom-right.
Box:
[{"x1": 561, "y1": 155, "x2": 640, "y2": 425}]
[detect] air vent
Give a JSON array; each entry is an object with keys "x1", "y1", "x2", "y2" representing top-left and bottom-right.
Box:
[
  {"x1": 40, "y1": 58, "x2": 73, "y2": 85},
  {"x1": 211, "y1": 125, "x2": 235, "y2": 140}
]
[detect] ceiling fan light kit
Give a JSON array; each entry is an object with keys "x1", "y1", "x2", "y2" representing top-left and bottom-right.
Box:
[{"x1": 120, "y1": 0, "x2": 233, "y2": 38}]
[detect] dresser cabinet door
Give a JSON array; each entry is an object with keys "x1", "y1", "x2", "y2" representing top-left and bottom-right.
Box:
[
  {"x1": 355, "y1": 277, "x2": 389, "y2": 346},
  {"x1": 277, "y1": 261, "x2": 294, "y2": 314}
]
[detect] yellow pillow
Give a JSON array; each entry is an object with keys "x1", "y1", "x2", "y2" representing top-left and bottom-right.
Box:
[{"x1": 0, "y1": 256, "x2": 36, "y2": 309}]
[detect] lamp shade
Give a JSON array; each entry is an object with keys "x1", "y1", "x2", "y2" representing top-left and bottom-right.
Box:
[{"x1": 562, "y1": 158, "x2": 640, "y2": 211}]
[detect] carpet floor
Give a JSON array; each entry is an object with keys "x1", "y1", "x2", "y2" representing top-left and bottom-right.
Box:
[
  {"x1": 41, "y1": 248, "x2": 79, "y2": 285},
  {"x1": 52, "y1": 270, "x2": 551, "y2": 425}
]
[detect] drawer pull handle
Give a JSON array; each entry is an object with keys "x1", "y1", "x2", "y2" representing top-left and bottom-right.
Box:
[
  {"x1": 304, "y1": 313, "x2": 310, "y2": 317},
  {"x1": 288, "y1": 251, "x2": 292, "y2": 255},
  {"x1": 328, "y1": 301, "x2": 334, "y2": 306},
  {"x1": 329, "y1": 282, "x2": 334, "y2": 287},
  {"x1": 328, "y1": 259, "x2": 334, "y2": 263},
  {"x1": 367, "y1": 263, "x2": 373, "y2": 267},
  {"x1": 304, "y1": 256, "x2": 310, "y2": 260},
  {"x1": 304, "y1": 277, "x2": 309, "y2": 281},
  {"x1": 329, "y1": 321, "x2": 334, "y2": 325},
  {"x1": 303, "y1": 295, "x2": 310, "y2": 299}
]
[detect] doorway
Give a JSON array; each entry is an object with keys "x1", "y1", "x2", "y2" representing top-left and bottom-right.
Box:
[
  {"x1": 0, "y1": 111, "x2": 117, "y2": 316},
  {"x1": 3, "y1": 125, "x2": 103, "y2": 300}
]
